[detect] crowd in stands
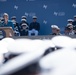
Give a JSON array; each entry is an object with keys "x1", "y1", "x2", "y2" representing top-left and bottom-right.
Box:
[
  {"x1": 51, "y1": 17, "x2": 76, "y2": 35},
  {"x1": 0, "y1": 13, "x2": 40, "y2": 36},
  {"x1": 0, "y1": 13, "x2": 76, "y2": 36}
]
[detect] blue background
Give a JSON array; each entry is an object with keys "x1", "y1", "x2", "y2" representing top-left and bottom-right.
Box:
[{"x1": 0, "y1": 0, "x2": 76, "y2": 35}]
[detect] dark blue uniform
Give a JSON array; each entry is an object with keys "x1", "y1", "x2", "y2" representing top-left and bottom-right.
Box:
[{"x1": 29, "y1": 22, "x2": 40, "y2": 31}]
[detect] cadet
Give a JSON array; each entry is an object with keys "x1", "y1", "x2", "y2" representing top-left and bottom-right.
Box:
[
  {"x1": 11, "y1": 16, "x2": 20, "y2": 36},
  {"x1": 67, "y1": 19, "x2": 74, "y2": 24},
  {"x1": 50, "y1": 25, "x2": 61, "y2": 35},
  {"x1": 29, "y1": 16, "x2": 40, "y2": 36},
  {"x1": 20, "y1": 23, "x2": 29, "y2": 36}
]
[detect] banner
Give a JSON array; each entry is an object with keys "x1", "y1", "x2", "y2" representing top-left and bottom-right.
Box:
[{"x1": 0, "y1": 0, "x2": 76, "y2": 35}]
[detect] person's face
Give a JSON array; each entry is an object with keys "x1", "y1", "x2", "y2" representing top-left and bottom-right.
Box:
[
  {"x1": 52, "y1": 28, "x2": 57, "y2": 33},
  {"x1": 33, "y1": 18, "x2": 37, "y2": 22},
  {"x1": 68, "y1": 21, "x2": 72, "y2": 24},
  {"x1": 4, "y1": 15, "x2": 8, "y2": 22},
  {"x1": 68, "y1": 26, "x2": 73, "y2": 30},
  {"x1": 22, "y1": 26, "x2": 26, "y2": 29},
  {"x1": 12, "y1": 19, "x2": 16, "y2": 21}
]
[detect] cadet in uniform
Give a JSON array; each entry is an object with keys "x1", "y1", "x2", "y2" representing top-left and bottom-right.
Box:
[
  {"x1": 20, "y1": 16, "x2": 29, "y2": 26},
  {"x1": 29, "y1": 16, "x2": 40, "y2": 36},
  {"x1": 50, "y1": 25, "x2": 61, "y2": 35},
  {"x1": 67, "y1": 23, "x2": 74, "y2": 35},
  {"x1": 67, "y1": 19, "x2": 74, "y2": 24},
  {"x1": 11, "y1": 16, "x2": 20, "y2": 36},
  {"x1": 20, "y1": 23, "x2": 29, "y2": 36},
  {"x1": 73, "y1": 15, "x2": 76, "y2": 25},
  {"x1": 73, "y1": 16, "x2": 76, "y2": 34}
]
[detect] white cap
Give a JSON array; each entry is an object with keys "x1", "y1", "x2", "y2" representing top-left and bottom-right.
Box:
[
  {"x1": 3, "y1": 13, "x2": 8, "y2": 17},
  {"x1": 11, "y1": 16, "x2": 16, "y2": 19},
  {"x1": 57, "y1": 27, "x2": 60, "y2": 30},
  {"x1": 21, "y1": 16, "x2": 27, "y2": 19},
  {"x1": 67, "y1": 19, "x2": 74, "y2": 22},
  {"x1": 74, "y1": 15, "x2": 76, "y2": 18},
  {"x1": 21, "y1": 19, "x2": 27, "y2": 22},
  {"x1": 32, "y1": 16, "x2": 37, "y2": 19},
  {"x1": 51, "y1": 25, "x2": 59, "y2": 29},
  {"x1": 67, "y1": 23, "x2": 73, "y2": 27},
  {"x1": 21, "y1": 23, "x2": 27, "y2": 26}
]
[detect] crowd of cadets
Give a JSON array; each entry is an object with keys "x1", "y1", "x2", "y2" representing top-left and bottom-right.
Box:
[
  {"x1": 0, "y1": 13, "x2": 40, "y2": 36},
  {"x1": 0, "y1": 13, "x2": 76, "y2": 36}
]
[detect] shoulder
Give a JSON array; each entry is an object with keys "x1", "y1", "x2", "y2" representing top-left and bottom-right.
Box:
[
  {"x1": 8, "y1": 20, "x2": 12, "y2": 22},
  {"x1": 8, "y1": 20, "x2": 13, "y2": 24}
]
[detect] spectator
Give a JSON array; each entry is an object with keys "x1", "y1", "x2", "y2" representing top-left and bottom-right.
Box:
[
  {"x1": 0, "y1": 17, "x2": 3, "y2": 27},
  {"x1": 67, "y1": 24, "x2": 74, "y2": 35},
  {"x1": 50, "y1": 25, "x2": 61, "y2": 35},
  {"x1": 20, "y1": 19, "x2": 29, "y2": 36},
  {"x1": 2, "y1": 13, "x2": 14, "y2": 30},
  {"x1": 73, "y1": 15, "x2": 76, "y2": 25},
  {"x1": 64, "y1": 27, "x2": 70, "y2": 35},
  {"x1": 20, "y1": 23, "x2": 29, "y2": 36},
  {"x1": 20, "y1": 16, "x2": 29, "y2": 26},
  {"x1": 67, "y1": 19, "x2": 74, "y2": 24},
  {"x1": 20, "y1": 19, "x2": 29, "y2": 26},
  {"x1": 29, "y1": 16, "x2": 40, "y2": 36},
  {"x1": 11, "y1": 16, "x2": 20, "y2": 36},
  {"x1": 57, "y1": 27, "x2": 61, "y2": 35},
  {"x1": 73, "y1": 15, "x2": 76, "y2": 30}
]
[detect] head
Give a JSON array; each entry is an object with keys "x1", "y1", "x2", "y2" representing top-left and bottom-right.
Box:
[
  {"x1": 67, "y1": 19, "x2": 73, "y2": 24},
  {"x1": 52, "y1": 28, "x2": 57, "y2": 34},
  {"x1": 3, "y1": 13, "x2": 9, "y2": 22},
  {"x1": 74, "y1": 15, "x2": 76, "y2": 21},
  {"x1": 64, "y1": 27, "x2": 70, "y2": 34},
  {"x1": 51, "y1": 25, "x2": 59, "y2": 34},
  {"x1": 11, "y1": 16, "x2": 16, "y2": 21},
  {"x1": 21, "y1": 16, "x2": 26, "y2": 19},
  {"x1": 22, "y1": 23, "x2": 27, "y2": 30},
  {"x1": 33, "y1": 16, "x2": 37, "y2": 22},
  {"x1": 67, "y1": 24, "x2": 73, "y2": 30},
  {"x1": 21, "y1": 19, "x2": 27, "y2": 23}
]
